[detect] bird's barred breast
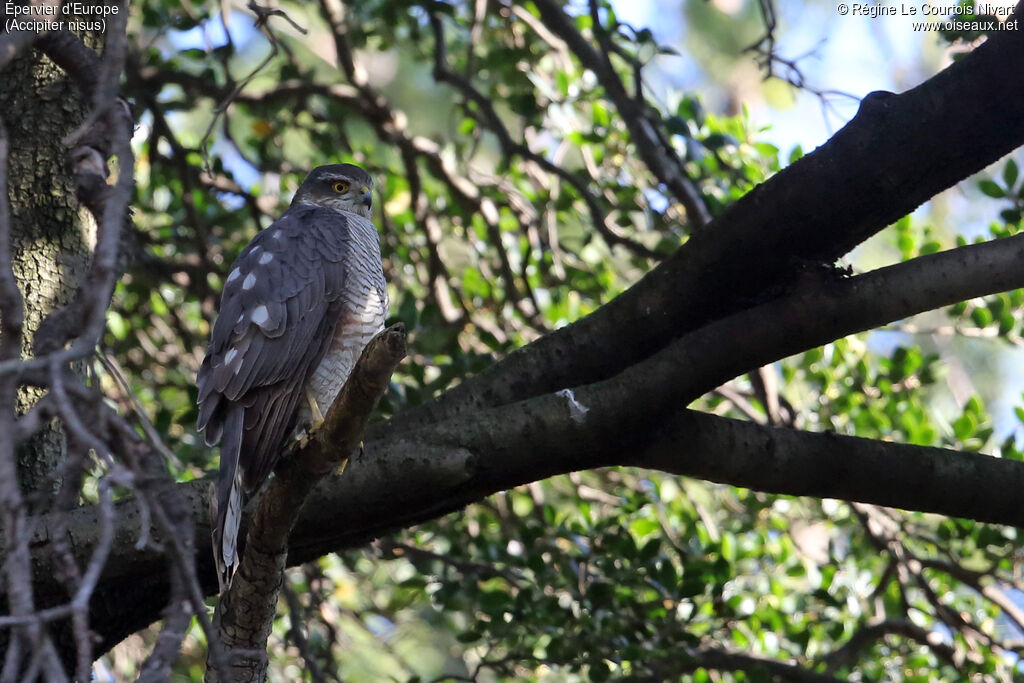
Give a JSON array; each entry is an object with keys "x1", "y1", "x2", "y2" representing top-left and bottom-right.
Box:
[{"x1": 302, "y1": 237, "x2": 389, "y2": 423}]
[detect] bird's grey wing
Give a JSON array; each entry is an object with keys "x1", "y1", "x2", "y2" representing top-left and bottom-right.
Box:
[
  {"x1": 196, "y1": 209, "x2": 344, "y2": 417},
  {"x1": 197, "y1": 205, "x2": 351, "y2": 447}
]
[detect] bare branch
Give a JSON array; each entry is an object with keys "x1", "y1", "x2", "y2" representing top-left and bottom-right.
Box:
[{"x1": 427, "y1": 9, "x2": 662, "y2": 260}]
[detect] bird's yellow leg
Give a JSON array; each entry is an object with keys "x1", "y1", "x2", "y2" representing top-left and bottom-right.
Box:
[
  {"x1": 295, "y1": 390, "x2": 326, "y2": 449},
  {"x1": 296, "y1": 391, "x2": 358, "y2": 475},
  {"x1": 335, "y1": 441, "x2": 363, "y2": 475},
  {"x1": 306, "y1": 390, "x2": 325, "y2": 431}
]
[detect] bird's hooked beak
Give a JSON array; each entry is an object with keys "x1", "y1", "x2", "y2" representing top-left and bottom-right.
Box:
[{"x1": 360, "y1": 185, "x2": 372, "y2": 209}]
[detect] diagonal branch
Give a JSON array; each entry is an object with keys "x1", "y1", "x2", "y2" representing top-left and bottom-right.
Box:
[{"x1": 390, "y1": 227, "x2": 1024, "y2": 446}]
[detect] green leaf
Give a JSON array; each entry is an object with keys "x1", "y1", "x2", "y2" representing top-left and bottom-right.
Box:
[
  {"x1": 979, "y1": 179, "x2": 1005, "y2": 198},
  {"x1": 677, "y1": 96, "x2": 705, "y2": 129},
  {"x1": 107, "y1": 311, "x2": 128, "y2": 340},
  {"x1": 1003, "y1": 159, "x2": 1019, "y2": 190},
  {"x1": 953, "y1": 412, "x2": 976, "y2": 440},
  {"x1": 897, "y1": 232, "x2": 915, "y2": 257},
  {"x1": 666, "y1": 115, "x2": 690, "y2": 138},
  {"x1": 703, "y1": 132, "x2": 736, "y2": 151},
  {"x1": 971, "y1": 307, "x2": 993, "y2": 328}
]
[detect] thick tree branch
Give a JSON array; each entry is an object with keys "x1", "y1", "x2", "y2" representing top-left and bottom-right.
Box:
[
  {"x1": 629, "y1": 410, "x2": 1024, "y2": 528},
  {"x1": 37, "y1": 394, "x2": 1024, "y2": 655},
  {"x1": 17, "y1": 217, "x2": 1024, "y2": 646},
  {"x1": 388, "y1": 230, "x2": 1024, "y2": 447}
]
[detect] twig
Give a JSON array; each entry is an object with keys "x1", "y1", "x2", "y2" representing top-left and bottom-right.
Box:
[
  {"x1": 427, "y1": 10, "x2": 662, "y2": 260},
  {"x1": 95, "y1": 350, "x2": 184, "y2": 470},
  {"x1": 528, "y1": 0, "x2": 711, "y2": 228},
  {"x1": 198, "y1": 1, "x2": 307, "y2": 166}
]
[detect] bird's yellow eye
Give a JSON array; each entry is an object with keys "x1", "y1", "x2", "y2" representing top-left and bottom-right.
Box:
[{"x1": 332, "y1": 181, "x2": 350, "y2": 193}]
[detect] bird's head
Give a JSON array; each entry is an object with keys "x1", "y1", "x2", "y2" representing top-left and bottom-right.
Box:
[{"x1": 293, "y1": 163, "x2": 375, "y2": 219}]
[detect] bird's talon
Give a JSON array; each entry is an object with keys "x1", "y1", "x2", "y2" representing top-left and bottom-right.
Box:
[{"x1": 306, "y1": 390, "x2": 325, "y2": 433}]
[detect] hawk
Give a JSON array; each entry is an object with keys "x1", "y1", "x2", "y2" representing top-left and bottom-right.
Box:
[{"x1": 196, "y1": 164, "x2": 389, "y2": 589}]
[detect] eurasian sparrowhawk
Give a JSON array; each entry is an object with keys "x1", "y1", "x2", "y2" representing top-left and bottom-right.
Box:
[{"x1": 196, "y1": 164, "x2": 389, "y2": 589}]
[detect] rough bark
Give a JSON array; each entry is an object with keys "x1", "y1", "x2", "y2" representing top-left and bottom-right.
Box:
[{"x1": 0, "y1": 43, "x2": 92, "y2": 499}]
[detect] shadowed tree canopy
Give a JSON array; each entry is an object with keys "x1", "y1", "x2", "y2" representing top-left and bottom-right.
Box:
[{"x1": 2, "y1": 1, "x2": 1024, "y2": 681}]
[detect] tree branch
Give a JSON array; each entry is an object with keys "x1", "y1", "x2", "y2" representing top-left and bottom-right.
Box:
[
  {"x1": 821, "y1": 618, "x2": 957, "y2": 672},
  {"x1": 629, "y1": 409, "x2": 1024, "y2": 529},
  {"x1": 24, "y1": 404, "x2": 1024, "y2": 654},
  {"x1": 687, "y1": 646, "x2": 845, "y2": 683},
  {"x1": 388, "y1": 229, "x2": 1024, "y2": 447}
]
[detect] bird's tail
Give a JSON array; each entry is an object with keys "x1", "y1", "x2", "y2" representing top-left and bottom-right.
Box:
[{"x1": 213, "y1": 405, "x2": 245, "y2": 592}]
